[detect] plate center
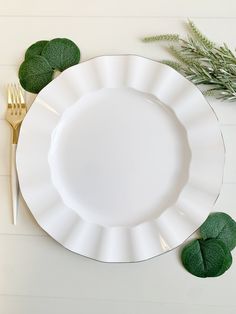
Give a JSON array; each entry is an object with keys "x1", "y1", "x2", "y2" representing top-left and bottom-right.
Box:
[{"x1": 49, "y1": 88, "x2": 190, "y2": 227}]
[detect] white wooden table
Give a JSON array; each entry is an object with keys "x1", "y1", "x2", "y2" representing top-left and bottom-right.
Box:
[{"x1": 1, "y1": 1, "x2": 236, "y2": 313}]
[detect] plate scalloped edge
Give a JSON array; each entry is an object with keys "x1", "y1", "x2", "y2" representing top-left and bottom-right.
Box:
[{"x1": 16, "y1": 55, "x2": 225, "y2": 262}]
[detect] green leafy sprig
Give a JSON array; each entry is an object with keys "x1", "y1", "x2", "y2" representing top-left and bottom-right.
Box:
[
  {"x1": 181, "y1": 212, "x2": 236, "y2": 278},
  {"x1": 19, "y1": 38, "x2": 81, "y2": 93},
  {"x1": 143, "y1": 20, "x2": 236, "y2": 101}
]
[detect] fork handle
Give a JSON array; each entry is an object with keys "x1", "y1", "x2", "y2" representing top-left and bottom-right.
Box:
[{"x1": 11, "y1": 144, "x2": 19, "y2": 225}]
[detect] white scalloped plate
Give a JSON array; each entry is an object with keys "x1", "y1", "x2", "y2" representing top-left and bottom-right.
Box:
[{"x1": 16, "y1": 55, "x2": 225, "y2": 262}]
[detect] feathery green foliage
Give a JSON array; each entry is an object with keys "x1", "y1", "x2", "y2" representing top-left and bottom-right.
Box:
[
  {"x1": 143, "y1": 34, "x2": 180, "y2": 42},
  {"x1": 187, "y1": 19, "x2": 215, "y2": 49},
  {"x1": 160, "y1": 60, "x2": 183, "y2": 72},
  {"x1": 143, "y1": 20, "x2": 236, "y2": 101}
]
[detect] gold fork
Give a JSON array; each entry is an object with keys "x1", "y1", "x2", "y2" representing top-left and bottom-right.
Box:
[{"x1": 6, "y1": 84, "x2": 27, "y2": 224}]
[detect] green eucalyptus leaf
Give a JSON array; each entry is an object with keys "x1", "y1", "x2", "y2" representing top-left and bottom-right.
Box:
[
  {"x1": 41, "y1": 38, "x2": 80, "y2": 71},
  {"x1": 216, "y1": 240, "x2": 232, "y2": 276},
  {"x1": 25, "y1": 40, "x2": 49, "y2": 59},
  {"x1": 181, "y1": 239, "x2": 231, "y2": 278},
  {"x1": 200, "y1": 212, "x2": 236, "y2": 251},
  {"x1": 19, "y1": 56, "x2": 53, "y2": 93}
]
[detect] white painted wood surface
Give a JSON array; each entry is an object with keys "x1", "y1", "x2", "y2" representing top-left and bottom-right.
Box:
[{"x1": 0, "y1": 1, "x2": 236, "y2": 313}]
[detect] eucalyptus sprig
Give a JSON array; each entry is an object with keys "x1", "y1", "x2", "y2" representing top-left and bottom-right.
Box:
[
  {"x1": 19, "y1": 38, "x2": 81, "y2": 93},
  {"x1": 181, "y1": 212, "x2": 236, "y2": 278},
  {"x1": 143, "y1": 20, "x2": 236, "y2": 101}
]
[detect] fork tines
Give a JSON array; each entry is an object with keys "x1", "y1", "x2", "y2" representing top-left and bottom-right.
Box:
[{"x1": 8, "y1": 84, "x2": 26, "y2": 112}]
